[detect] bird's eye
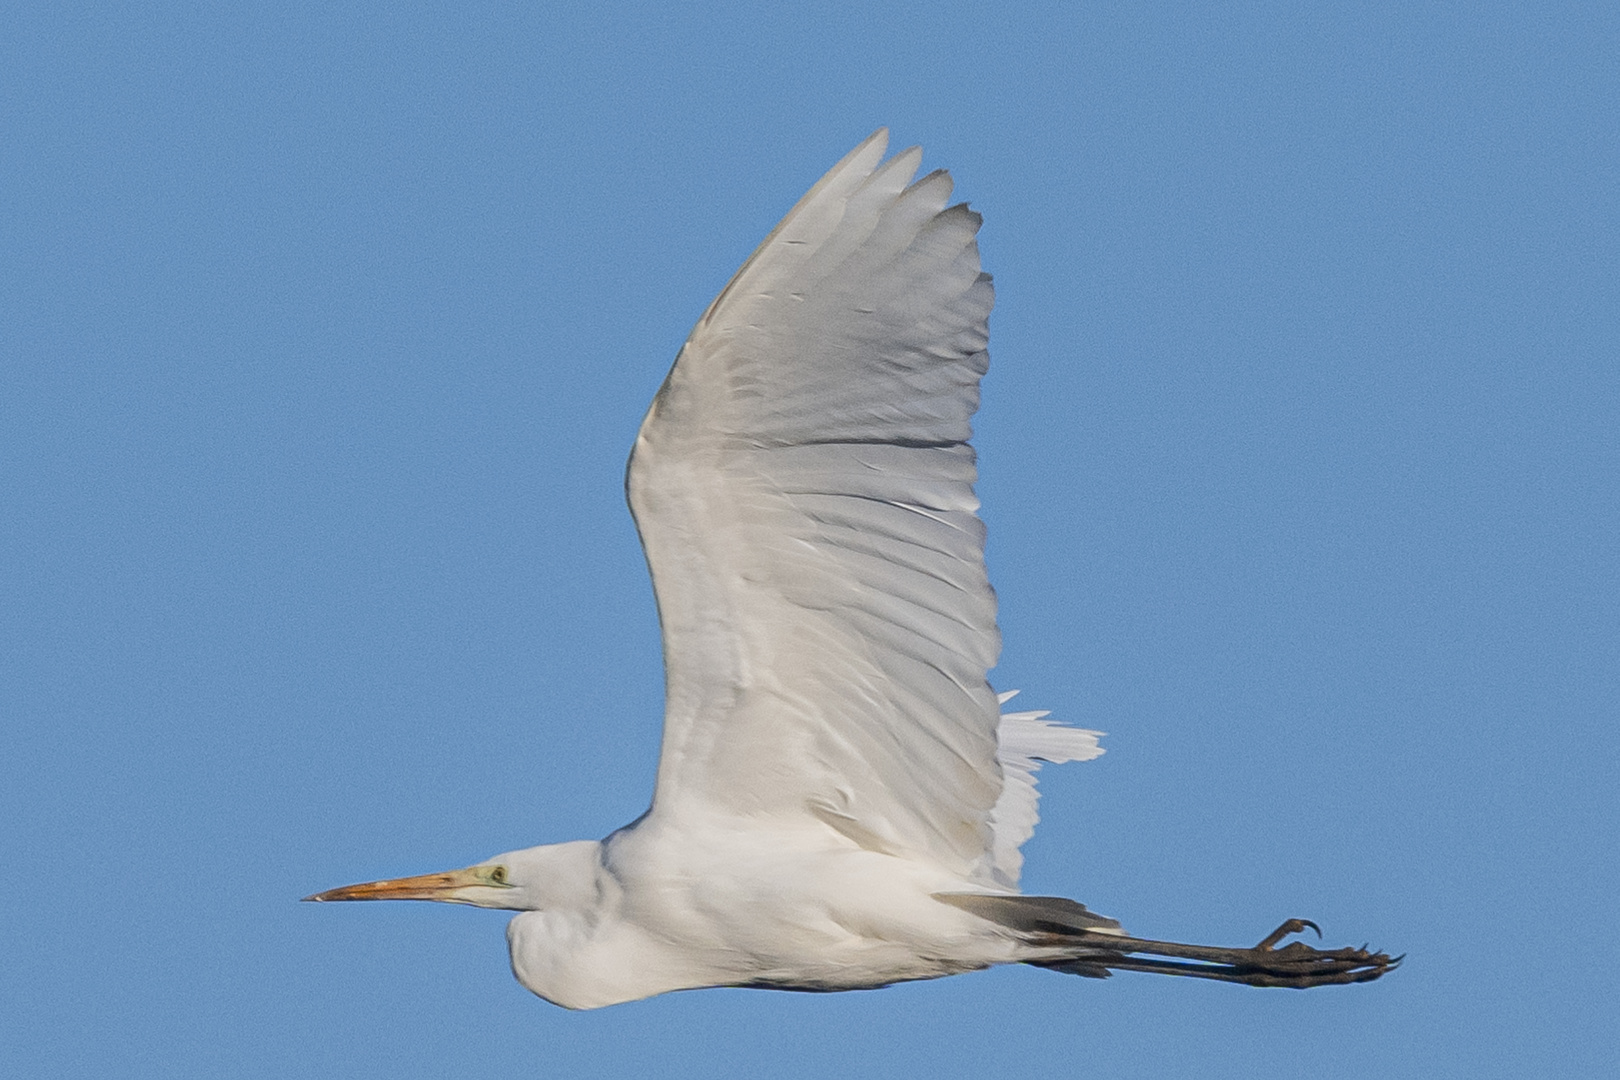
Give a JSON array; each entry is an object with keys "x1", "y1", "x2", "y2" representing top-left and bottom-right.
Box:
[{"x1": 489, "y1": 865, "x2": 508, "y2": 885}]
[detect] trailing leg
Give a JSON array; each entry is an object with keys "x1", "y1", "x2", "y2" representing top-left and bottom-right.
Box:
[{"x1": 1031, "y1": 917, "x2": 1399, "y2": 988}]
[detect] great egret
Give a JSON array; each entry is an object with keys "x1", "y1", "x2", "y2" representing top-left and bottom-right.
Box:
[{"x1": 307, "y1": 130, "x2": 1396, "y2": 1008}]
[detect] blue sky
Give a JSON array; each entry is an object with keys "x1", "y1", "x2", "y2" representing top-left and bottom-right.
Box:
[{"x1": 3, "y1": 2, "x2": 1616, "y2": 1077}]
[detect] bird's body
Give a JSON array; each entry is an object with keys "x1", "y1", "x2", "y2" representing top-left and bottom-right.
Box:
[
  {"x1": 308, "y1": 130, "x2": 1396, "y2": 1005},
  {"x1": 494, "y1": 704, "x2": 1102, "y2": 1008},
  {"x1": 502, "y1": 825, "x2": 1009, "y2": 1010}
]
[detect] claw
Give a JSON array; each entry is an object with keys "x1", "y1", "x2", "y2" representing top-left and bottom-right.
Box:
[{"x1": 1254, "y1": 918, "x2": 1322, "y2": 951}]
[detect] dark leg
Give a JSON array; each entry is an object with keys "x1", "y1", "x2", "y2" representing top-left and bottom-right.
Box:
[{"x1": 1032, "y1": 919, "x2": 1399, "y2": 988}]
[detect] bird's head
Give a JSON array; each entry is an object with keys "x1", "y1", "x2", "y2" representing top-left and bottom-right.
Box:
[{"x1": 304, "y1": 841, "x2": 599, "y2": 912}]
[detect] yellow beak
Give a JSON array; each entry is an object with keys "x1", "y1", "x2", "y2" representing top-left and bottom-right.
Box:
[{"x1": 303, "y1": 865, "x2": 494, "y2": 903}]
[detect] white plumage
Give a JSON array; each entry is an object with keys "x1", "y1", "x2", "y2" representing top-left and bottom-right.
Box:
[
  {"x1": 626, "y1": 131, "x2": 1073, "y2": 889},
  {"x1": 991, "y1": 692, "x2": 1104, "y2": 889},
  {"x1": 308, "y1": 130, "x2": 1396, "y2": 1006}
]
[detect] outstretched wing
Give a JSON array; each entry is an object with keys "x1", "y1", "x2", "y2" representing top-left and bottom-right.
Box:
[{"x1": 626, "y1": 130, "x2": 1004, "y2": 880}]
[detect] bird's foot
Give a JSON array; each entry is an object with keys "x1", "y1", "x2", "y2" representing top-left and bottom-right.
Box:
[{"x1": 1218, "y1": 918, "x2": 1398, "y2": 987}]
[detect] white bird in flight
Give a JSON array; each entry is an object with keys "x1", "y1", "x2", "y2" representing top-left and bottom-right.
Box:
[{"x1": 308, "y1": 130, "x2": 1395, "y2": 1008}]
